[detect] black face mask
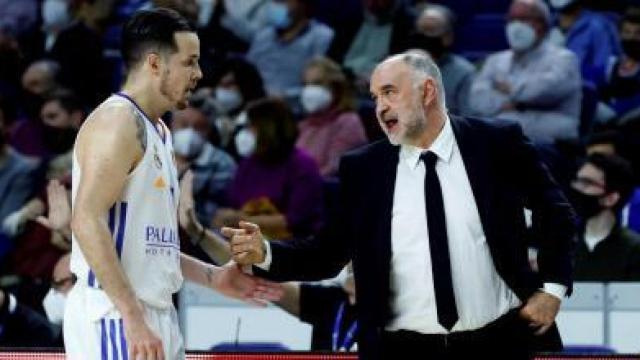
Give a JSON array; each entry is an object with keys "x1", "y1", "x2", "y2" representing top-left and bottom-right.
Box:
[
  {"x1": 408, "y1": 33, "x2": 447, "y2": 60},
  {"x1": 43, "y1": 125, "x2": 77, "y2": 154},
  {"x1": 602, "y1": 60, "x2": 640, "y2": 99},
  {"x1": 622, "y1": 39, "x2": 640, "y2": 62},
  {"x1": 569, "y1": 188, "x2": 604, "y2": 221}
]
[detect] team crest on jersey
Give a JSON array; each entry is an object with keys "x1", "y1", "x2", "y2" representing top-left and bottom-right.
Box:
[{"x1": 153, "y1": 144, "x2": 162, "y2": 169}]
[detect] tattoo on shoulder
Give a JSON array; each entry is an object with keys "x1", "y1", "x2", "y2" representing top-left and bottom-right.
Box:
[{"x1": 133, "y1": 110, "x2": 147, "y2": 152}]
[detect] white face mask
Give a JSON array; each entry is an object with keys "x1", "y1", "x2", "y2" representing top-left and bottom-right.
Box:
[
  {"x1": 42, "y1": 288, "x2": 66, "y2": 325},
  {"x1": 506, "y1": 21, "x2": 537, "y2": 52},
  {"x1": 215, "y1": 88, "x2": 243, "y2": 115},
  {"x1": 42, "y1": 0, "x2": 71, "y2": 30},
  {"x1": 300, "y1": 85, "x2": 333, "y2": 114},
  {"x1": 173, "y1": 128, "x2": 205, "y2": 159},
  {"x1": 234, "y1": 127, "x2": 256, "y2": 157},
  {"x1": 549, "y1": 0, "x2": 575, "y2": 10},
  {"x1": 267, "y1": 2, "x2": 291, "y2": 30}
]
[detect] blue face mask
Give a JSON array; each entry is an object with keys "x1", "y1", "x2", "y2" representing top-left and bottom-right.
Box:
[{"x1": 267, "y1": 2, "x2": 291, "y2": 30}]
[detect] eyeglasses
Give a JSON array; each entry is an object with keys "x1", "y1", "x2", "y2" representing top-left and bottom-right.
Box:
[{"x1": 52, "y1": 274, "x2": 77, "y2": 291}]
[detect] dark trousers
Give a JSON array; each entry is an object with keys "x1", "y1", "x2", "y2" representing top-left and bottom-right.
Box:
[{"x1": 381, "y1": 308, "x2": 562, "y2": 360}]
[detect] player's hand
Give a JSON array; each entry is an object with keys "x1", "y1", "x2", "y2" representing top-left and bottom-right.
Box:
[
  {"x1": 210, "y1": 261, "x2": 283, "y2": 306},
  {"x1": 123, "y1": 309, "x2": 164, "y2": 360},
  {"x1": 221, "y1": 221, "x2": 266, "y2": 265},
  {"x1": 519, "y1": 291, "x2": 561, "y2": 336}
]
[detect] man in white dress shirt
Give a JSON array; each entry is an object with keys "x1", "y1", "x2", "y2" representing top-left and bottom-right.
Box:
[{"x1": 223, "y1": 50, "x2": 576, "y2": 359}]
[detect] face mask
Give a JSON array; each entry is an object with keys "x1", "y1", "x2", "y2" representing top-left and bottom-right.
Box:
[
  {"x1": 622, "y1": 39, "x2": 640, "y2": 62},
  {"x1": 569, "y1": 188, "x2": 604, "y2": 220},
  {"x1": 173, "y1": 128, "x2": 205, "y2": 160},
  {"x1": 42, "y1": 0, "x2": 71, "y2": 30},
  {"x1": 42, "y1": 288, "x2": 66, "y2": 325},
  {"x1": 234, "y1": 127, "x2": 256, "y2": 157},
  {"x1": 215, "y1": 88, "x2": 243, "y2": 115},
  {"x1": 409, "y1": 33, "x2": 446, "y2": 59},
  {"x1": 506, "y1": 21, "x2": 537, "y2": 52},
  {"x1": 267, "y1": 2, "x2": 291, "y2": 30},
  {"x1": 550, "y1": 0, "x2": 577, "y2": 11},
  {"x1": 300, "y1": 85, "x2": 333, "y2": 114}
]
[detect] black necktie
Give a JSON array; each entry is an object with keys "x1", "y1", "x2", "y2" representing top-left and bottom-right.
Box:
[{"x1": 421, "y1": 151, "x2": 459, "y2": 331}]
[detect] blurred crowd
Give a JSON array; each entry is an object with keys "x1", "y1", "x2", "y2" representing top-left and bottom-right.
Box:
[{"x1": 1, "y1": 0, "x2": 640, "y2": 350}]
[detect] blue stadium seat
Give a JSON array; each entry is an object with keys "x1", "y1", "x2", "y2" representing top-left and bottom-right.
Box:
[
  {"x1": 211, "y1": 342, "x2": 289, "y2": 352},
  {"x1": 562, "y1": 344, "x2": 616, "y2": 354}
]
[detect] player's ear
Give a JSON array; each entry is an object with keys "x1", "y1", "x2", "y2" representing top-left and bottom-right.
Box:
[{"x1": 146, "y1": 52, "x2": 163, "y2": 76}]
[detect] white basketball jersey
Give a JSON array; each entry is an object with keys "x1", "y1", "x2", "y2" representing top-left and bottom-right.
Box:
[{"x1": 70, "y1": 93, "x2": 182, "y2": 317}]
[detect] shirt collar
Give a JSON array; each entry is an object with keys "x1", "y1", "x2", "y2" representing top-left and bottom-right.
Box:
[{"x1": 400, "y1": 115, "x2": 454, "y2": 169}]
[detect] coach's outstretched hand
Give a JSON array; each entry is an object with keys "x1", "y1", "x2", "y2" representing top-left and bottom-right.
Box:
[
  {"x1": 221, "y1": 221, "x2": 266, "y2": 266},
  {"x1": 210, "y1": 261, "x2": 282, "y2": 306}
]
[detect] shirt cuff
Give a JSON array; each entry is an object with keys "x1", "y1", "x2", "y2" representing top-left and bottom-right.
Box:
[
  {"x1": 8, "y1": 294, "x2": 17, "y2": 314},
  {"x1": 255, "y1": 239, "x2": 272, "y2": 271},
  {"x1": 542, "y1": 283, "x2": 567, "y2": 300}
]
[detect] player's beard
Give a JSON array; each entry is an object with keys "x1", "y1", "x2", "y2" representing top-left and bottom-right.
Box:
[{"x1": 160, "y1": 70, "x2": 188, "y2": 110}]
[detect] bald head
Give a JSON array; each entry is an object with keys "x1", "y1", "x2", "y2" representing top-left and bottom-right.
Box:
[
  {"x1": 22, "y1": 60, "x2": 60, "y2": 96},
  {"x1": 509, "y1": 0, "x2": 552, "y2": 29},
  {"x1": 416, "y1": 4, "x2": 455, "y2": 36}
]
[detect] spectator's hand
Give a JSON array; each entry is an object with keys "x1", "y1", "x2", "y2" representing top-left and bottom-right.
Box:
[
  {"x1": 493, "y1": 79, "x2": 512, "y2": 95},
  {"x1": 123, "y1": 306, "x2": 165, "y2": 360},
  {"x1": 519, "y1": 291, "x2": 561, "y2": 335},
  {"x1": 222, "y1": 221, "x2": 266, "y2": 265},
  {"x1": 35, "y1": 180, "x2": 71, "y2": 237},
  {"x1": 213, "y1": 208, "x2": 244, "y2": 229},
  {"x1": 209, "y1": 261, "x2": 283, "y2": 306},
  {"x1": 178, "y1": 170, "x2": 202, "y2": 239}
]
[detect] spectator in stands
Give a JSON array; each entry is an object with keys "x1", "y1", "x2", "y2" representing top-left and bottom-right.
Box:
[
  {"x1": 570, "y1": 153, "x2": 640, "y2": 281},
  {"x1": 191, "y1": 57, "x2": 266, "y2": 157},
  {"x1": 0, "y1": 253, "x2": 71, "y2": 348},
  {"x1": 596, "y1": 7, "x2": 640, "y2": 120},
  {"x1": 19, "y1": 0, "x2": 107, "y2": 107},
  {"x1": 0, "y1": 96, "x2": 39, "y2": 259},
  {"x1": 550, "y1": 0, "x2": 621, "y2": 84},
  {"x1": 247, "y1": 0, "x2": 334, "y2": 97},
  {"x1": 470, "y1": 0, "x2": 582, "y2": 144},
  {"x1": 4, "y1": 90, "x2": 83, "y2": 283},
  {"x1": 172, "y1": 108, "x2": 237, "y2": 226},
  {"x1": 410, "y1": 4, "x2": 475, "y2": 116},
  {"x1": 39, "y1": 89, "x2": 83, "y2": 158},
  {"x1": 296, "y1": 57, "x2": 368, "y2": 177},
  {"x1": 331, "y1": 0, "x2": 415, "y2": 88},
  {"x1": 216, "y1": 98, "x2": 324, "y2": 240}
]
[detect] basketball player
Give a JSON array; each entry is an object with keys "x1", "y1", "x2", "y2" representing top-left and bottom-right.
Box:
[{"x1": 64, "y1": 8, "x2": 281, "y2": 360}]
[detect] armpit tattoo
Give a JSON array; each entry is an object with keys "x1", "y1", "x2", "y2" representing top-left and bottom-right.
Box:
[
  {"x1": 133, "y1": 111, "x2": 147, "y2": 152},
  {"x1": 205, "y1": 267, "x2": 215, "y2": 284}
]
